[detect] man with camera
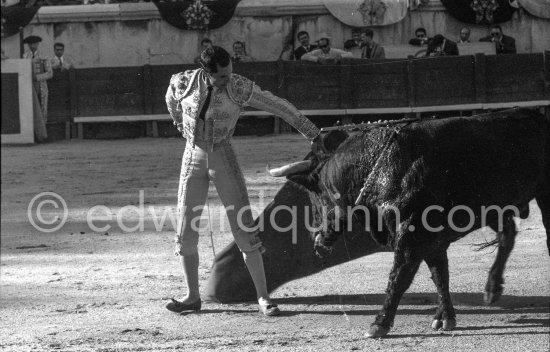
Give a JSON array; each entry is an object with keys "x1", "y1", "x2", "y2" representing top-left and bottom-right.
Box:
[{"x1": 480, "y1": 25, "x2": 516, "y2": 54}]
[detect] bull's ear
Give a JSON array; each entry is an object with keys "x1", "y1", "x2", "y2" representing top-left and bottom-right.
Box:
[{"x1": 287, "y1": 174, "x2": 321, "y2": 194}]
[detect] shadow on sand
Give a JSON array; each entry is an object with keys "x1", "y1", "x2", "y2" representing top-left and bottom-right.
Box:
[{"x1": 272, "y1": 293, "x2": 550, "y2": 317}]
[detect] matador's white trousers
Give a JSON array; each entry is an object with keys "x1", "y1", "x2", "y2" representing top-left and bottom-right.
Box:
[{"x1": 174, "y1": 139, "x2": 263, "y2": 256}]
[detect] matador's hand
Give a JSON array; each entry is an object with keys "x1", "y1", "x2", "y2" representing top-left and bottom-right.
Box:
[{"x1": 310, "y1": 134, "x2": 327, "y2": 155}]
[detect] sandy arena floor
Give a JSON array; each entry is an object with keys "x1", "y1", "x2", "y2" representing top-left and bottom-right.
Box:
[{"x1": 1, "y1": 135, "x2": 549, "y2": 351}]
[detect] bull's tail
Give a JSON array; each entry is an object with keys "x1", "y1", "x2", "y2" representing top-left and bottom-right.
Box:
[{"x1": 474, "y1": 238, "x2": 499, "y2": 251}]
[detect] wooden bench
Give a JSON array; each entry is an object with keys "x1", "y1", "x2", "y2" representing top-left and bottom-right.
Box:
[{"x1": 73, "y1": 100, "x2": 549, "y2": 139}]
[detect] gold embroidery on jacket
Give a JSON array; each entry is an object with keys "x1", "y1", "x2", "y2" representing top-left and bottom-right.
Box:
[{"x1": 228, "y1": 74, "x2": 254, "y2": 106}]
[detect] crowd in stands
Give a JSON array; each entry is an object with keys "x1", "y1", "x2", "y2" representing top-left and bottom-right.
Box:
[
  {"x1": 6, "y1": 24, "x2": 517, "y2": 71},
  {"x1": 7, "y1": 1, "x2": 517, "y2": 62},
  {"x1": 5, "y1": 18, "x2": 516, "y2": 67},
  {"x1": 188, "y1": 24, "x2": 515, "y2": 68},
  {"x1": 188, "y1": 23, "x2": 516, "y2": 67},
  {"x1": 281, "y1": 24, "x2": 516, "y2": 64},
  {"x1": 408, "y1": 24, "x2": 516, "y2": 56}
]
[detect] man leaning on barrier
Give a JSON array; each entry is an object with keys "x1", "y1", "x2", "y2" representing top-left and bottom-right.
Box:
[
  {"x1": 301, "y1": 33, "x2": 354, "y2": 65},
  {"x1": 165, "y1": 46, "x2": 323, "y2": 316}
]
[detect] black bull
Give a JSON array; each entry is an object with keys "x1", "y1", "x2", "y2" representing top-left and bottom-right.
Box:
[
  {"x1": 205, "y1": 108, "x2": 549, "y2": 337},
  {"x1": 285, "y1": 108, "x2": 549, "y2": 337}
]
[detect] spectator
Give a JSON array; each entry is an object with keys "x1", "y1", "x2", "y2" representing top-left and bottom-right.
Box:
[
  {"x1": 409, "y1": 27, "x2": 430, "y2": 46},
  {"x1": 50, "y1": 42, "x2": 74, "y2": 71},
  {"x1": 22, "y1": 35, "x2": 52, "y2": 142},
  {"x1": 301, "y1": 34, "x2": 354, "y2": 64},
  {"x1": 351, "y1": 28, "x2": 362, "y2": 47},
  {"x1": 231, "y1": 41, "x2": 254, "y2": 63},
  {"x1": 344, "y1": 28, "x2": 362, "y2": 58},
  {"x1": 426, "y1": 34, "x2": 459, "y2": 57},
  {"x1": 194, "y1": 38, "x2": 213, "y2": 64},
  {"x1": 360, "y1": 28, "x2": 385, "y2": 59},
  {"x1": 293, "y1": 31, "x2": 317, "y2": 60},
  {"x1": 479, "y1": 25, "x2": 516, "y2": 54},
  {"x1": 458, "y1": 27, "x2": 471, "y2": 44},
  {"x1": 344, "y1": 39, "x2": 360, "y2": 57}
]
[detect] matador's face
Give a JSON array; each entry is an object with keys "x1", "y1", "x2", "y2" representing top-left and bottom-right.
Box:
[{"x1": 208, "y1": 62, "x2": 233, "y2": 89}]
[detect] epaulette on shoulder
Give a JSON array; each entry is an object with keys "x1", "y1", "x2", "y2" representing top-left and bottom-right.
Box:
[
  {"x1": 227, "y1": 73, "x2": 255, "y2": 106},
  {"x1": 171, "y1": 70, "x2": 195, "y2": 90},
  {"x1": 171, "y1": 69, "x2": 201, "y2": 99}
]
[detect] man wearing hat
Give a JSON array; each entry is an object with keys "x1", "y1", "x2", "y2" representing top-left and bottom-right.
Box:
[
  {"x1": 301, "y1": 33, "x2": 354, "y2": 64},
  {"x1": 23, "y1": 35, "x2": 52, "y2": 141}
]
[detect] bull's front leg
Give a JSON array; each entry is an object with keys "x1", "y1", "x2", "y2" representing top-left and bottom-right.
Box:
[
  {"x1": 367, "y1": 248, "x2": 422, "y2": 338},
  {"x1": 424, "y1": 248, "x2": 457, "y2": 331}
]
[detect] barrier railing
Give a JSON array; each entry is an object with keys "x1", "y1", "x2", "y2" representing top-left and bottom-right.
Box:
[{"x1": 44, "y1": 53, "x2": 549, "y2": 138}]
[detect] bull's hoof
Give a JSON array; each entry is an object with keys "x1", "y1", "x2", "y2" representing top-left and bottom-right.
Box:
[
  {"x1": 442, "y1": 318, "x2": 457, "y2": 331},
  {"x1": 431, "y1": 319, "x2": 443, "y2": 330},
  {"x1": 484, "y1": 290, "x2": 502, "y2": 305},
  {"x1": 431, "y1": 318, "x2": 457, "y2": 331},
  {"x1": 365, "y1": 324, "x2": 390, "y2": 338}
]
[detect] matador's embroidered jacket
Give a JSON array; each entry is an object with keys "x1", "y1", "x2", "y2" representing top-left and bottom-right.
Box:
[
  {"x1": 23, "y1": 50, "x2": 53, "y2": 120},
  {"x1": 165, "y1": 69, "x2": 320, "y2": 148}
]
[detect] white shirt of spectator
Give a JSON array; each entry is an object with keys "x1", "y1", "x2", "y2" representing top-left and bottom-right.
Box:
[{"x1": 301, "y1": 48, "x2": 354, "y2": 62}]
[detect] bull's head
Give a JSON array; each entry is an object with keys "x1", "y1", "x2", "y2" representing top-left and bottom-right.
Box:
[
  {"x1": 268, "y1": 127, "x2": 397, "y2": 259},
  {"x1": 268, "y1": 134, "x2": 351, "y2": 259}
]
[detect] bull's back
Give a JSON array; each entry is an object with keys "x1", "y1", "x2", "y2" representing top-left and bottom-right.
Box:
[{"x1": 404, "y1": 109, "x2": 549, "y2": 209}]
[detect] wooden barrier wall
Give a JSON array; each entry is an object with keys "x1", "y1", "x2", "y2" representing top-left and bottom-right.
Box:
[{"x1": 46, "y1": 53, "x2": 550, "y2": 137}]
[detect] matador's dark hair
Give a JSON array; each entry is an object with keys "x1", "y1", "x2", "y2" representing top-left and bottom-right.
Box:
[{"x1": 199, "y1": 46, "x2": 231, "y2": 74}]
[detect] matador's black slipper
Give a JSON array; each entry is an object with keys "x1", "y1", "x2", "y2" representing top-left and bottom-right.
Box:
[{"x1": 166, "y1": 298, "x2": 202, "y2": 313}]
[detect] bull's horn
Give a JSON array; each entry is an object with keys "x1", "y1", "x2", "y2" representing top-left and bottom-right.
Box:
[{"x1": 266, "y1": 160, "x2": 312, "y2": 177}]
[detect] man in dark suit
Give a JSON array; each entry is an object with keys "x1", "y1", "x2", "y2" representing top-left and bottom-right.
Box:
[
  {"x1": 426, "y1": 34, "x2": 459, "y2": 57},
  {"x1": 360, "y1": 28, "x2": 385, "y2": 59},
  {"x1": 293, "y1": 31, "x2": 317, "y2": 60},
  {"x1": 479, "y1": 25, "x2": 516, "y2": 54}
]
